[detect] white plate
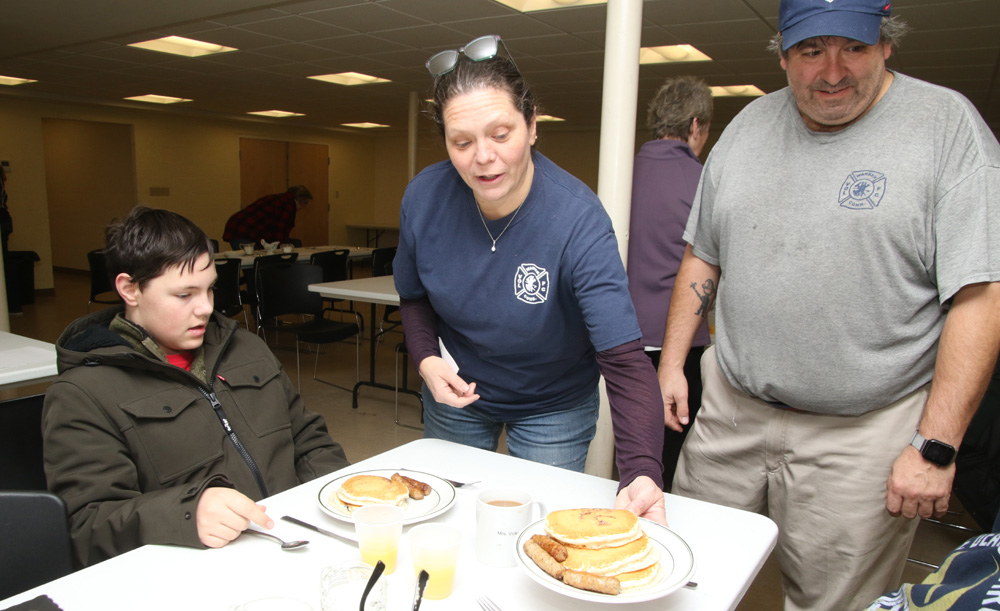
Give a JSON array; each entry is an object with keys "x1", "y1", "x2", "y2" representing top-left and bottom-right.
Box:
[
  {"x1": 317, "y1": 469, "x2": 457, "y2": 526},
  {"x1": 515, "y1": 517, "x2": 696, "y2": 604}
]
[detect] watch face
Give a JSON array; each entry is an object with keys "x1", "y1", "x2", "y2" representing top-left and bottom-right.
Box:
[{"x1": 923, "y1": 440, "x2": 957, "y2": 466}]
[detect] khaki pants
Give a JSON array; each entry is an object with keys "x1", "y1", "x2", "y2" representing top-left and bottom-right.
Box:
[{"x1": 674, "y1": 346, "x2": 926, "y2": 611}]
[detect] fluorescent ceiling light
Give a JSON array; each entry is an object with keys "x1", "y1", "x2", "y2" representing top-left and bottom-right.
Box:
[
  {"x1": 710, "y1": 85, "x2": 765, "y2": 97},
  {"x1": 537, "y1": 114, "x2": 565, "y2": 122},
  {"x1": 0, "y1": 75, "x2": 36, "y2": 86},
  {"x1": 248, "y1": 110, "x2": 305, "y2": 118},
  {"x1": 309, "y1": 72, "x2": 390, "y2": 86},
  {"x1": 639, "y1": 45, "x2": 712, "y2": 64},
  {"x1": 128, "y1": 36, "x2": 237, "y2": 57},
  {"x1": 342, "y1": 122, "x2": 389, "y2": 129},
  {"x1": 493, "y1": 0, "x2": 606, "y2": 11},
  {"x1": 124, "y1": 94, "x2": 192, "y2": 104}
]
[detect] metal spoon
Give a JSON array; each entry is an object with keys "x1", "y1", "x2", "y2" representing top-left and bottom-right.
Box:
[
  {"x1": 359, "y1": 559, "x2": 385, "y2": 611},
  {"x1": 243, "y1": 528, "x2": 309, "y2": 550}
]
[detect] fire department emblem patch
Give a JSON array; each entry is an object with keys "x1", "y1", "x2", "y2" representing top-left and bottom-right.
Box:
[
  {"x1": 514, "y1": 263, "x2": 549, "y2": 305},
  {"x1": 839, "y1": 170, "x2": 886, "y2": 210}
]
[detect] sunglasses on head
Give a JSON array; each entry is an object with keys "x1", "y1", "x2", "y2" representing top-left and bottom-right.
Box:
[{"x1": 425, "y1": 34, "x2": 518, "y2": 77}]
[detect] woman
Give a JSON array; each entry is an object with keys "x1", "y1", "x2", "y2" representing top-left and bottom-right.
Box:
[{"x1": 394, "y1": 35, "x2": 665, "y2": 523}]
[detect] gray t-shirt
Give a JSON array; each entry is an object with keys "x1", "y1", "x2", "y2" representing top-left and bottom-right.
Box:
[{"x1": 685, "y1": 72, "x2": 1000, "y2": 415}]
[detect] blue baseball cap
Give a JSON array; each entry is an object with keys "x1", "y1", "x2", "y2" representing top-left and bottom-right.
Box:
[{"x1": 779, "y1": 0, "x2": 892, "y2": 50}]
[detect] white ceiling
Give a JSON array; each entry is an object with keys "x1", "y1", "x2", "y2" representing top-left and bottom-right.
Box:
[{"x1": 0, "y1": 0, "x2": 997, "y2": 133}]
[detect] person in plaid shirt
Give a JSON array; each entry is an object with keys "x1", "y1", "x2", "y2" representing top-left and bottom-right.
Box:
[{"x1": 222, "y1": 185, "x2": 311, "y2": 247}]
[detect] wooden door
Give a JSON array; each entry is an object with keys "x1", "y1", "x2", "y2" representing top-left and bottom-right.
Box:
[
  {"x1": 239, "y1": 138, "x2": 329, "y2": 246},
  {"x1": 288, "y1": 142, "x2": 329, "y2": 246},
  {"x1": 239, "y1": 138, "x2": 287, "y2": 207}
]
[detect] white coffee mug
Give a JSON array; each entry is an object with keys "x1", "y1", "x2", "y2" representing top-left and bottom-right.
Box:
[{"x1": 475, "y1": 488, "x2": 545, "y2": 567}]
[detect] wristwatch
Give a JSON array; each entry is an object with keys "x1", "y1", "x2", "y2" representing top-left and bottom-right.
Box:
[{"x1": 910, "y1": 430, "x2": 957, "y2": 467}]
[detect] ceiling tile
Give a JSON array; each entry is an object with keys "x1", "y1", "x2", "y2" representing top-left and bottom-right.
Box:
[{"x1": 306, "y1": 4, "x2": 431, "y2": 32}]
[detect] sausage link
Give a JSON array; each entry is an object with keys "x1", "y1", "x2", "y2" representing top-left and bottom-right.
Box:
[
  {"x1": 391, "y1": 473, "x2": 424, "y2": 500},
  {"x1": 530, "y1": 534, "x2": 568, "y2": 562},
  {"x1": 524, "y1": 539, "x2": 565, "y2": 580},
  {"x1": 563, "y1": 569, "x2": 621, "y2": 596}
]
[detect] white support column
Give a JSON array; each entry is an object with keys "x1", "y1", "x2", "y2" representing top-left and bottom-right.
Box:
[
  {"x1": 408, "y1": 91, "x2": 419, "y2": 181},
  {"x1": 585, "y1": 0, "x2": 643, "y2": 479}
]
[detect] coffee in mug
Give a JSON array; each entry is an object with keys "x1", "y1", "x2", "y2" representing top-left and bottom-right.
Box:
[
  {"x1": 475, "y1": 488, "x2": 545, "y2": 567},
  {"x1": 486, "y1": 500, "x2": 522, "y2": 507}
]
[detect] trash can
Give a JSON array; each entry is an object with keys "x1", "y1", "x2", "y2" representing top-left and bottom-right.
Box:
[{"x1": 5, "y1": 250, "x2": 39, "y2": 312}]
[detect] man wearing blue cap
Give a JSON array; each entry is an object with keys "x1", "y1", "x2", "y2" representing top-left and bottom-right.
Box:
[{"x1": 657, "y1": 1, "x2": 1000, "y2": 609}]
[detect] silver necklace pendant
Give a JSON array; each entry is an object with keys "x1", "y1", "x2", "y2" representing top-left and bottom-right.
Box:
[{"x1": 476, "y1": 199, "x2": 524, "y2": 254}]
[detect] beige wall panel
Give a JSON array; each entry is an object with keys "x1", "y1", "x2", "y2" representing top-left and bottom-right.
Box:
[
  {"x1": 0, "y1": 103, "x2": 55, "y2": 290},
  {"x1": 42, "y1": 118, "x2": 136, "y2": 270}
]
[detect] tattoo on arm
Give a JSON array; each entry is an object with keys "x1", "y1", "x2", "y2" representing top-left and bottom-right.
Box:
[{"x1": 690, "y1": 279, "x2": 716, "y2": 318}]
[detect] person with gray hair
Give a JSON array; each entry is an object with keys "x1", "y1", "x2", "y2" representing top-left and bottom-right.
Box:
[
  {"x1": 658, "y1": 0, "x2": 1000, "y2": 609},
  {"x1": 627, "y1": 76, "x2": 713, "y2": 491}
]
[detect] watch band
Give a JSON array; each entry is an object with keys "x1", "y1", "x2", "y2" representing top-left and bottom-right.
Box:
[{"x1": 910, "y1": 430, "x2": 957, "y2": 466}]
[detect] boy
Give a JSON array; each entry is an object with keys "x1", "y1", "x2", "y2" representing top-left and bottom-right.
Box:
[{"x1": 43, "y1": 207, "x2": 349, "y2": 567}]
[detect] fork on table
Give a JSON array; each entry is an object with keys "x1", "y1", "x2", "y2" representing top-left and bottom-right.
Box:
[
  {"x1": 442, "y1": 477, "x2": 480, "y2": 488},
  {"x1": 476, "y1": 596, "x2": 501, "y2": 611}
]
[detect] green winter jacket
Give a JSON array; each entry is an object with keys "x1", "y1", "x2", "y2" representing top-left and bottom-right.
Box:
[{"x1": 42, "y1": 307, "x2": 349, "y2": 567}]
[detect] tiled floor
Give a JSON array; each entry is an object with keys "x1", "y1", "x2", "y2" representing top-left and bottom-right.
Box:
[{"x1": 11, "y1": 269, "x2": 983, "y2": 610}]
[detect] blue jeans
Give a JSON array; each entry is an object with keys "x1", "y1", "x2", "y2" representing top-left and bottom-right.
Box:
[{"x1": 421, "y1": 384, "x2": 600, "y2": 472}]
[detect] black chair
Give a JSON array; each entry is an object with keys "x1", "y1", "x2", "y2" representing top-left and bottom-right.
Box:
[
  {"x1": 309, "y1": 249, "x2": 363, "y2": 324},
  {"x1": 0, "y1": 394, "x2": 47, "y2": 490},
  {"x1": 0, "y1": 394, "x2": 75, "y2": 599},
  {"x1": 0, "y1": 491, "x2": 74, "y2": 600},
  {"x1": 310, "y1": 249, "x2": 350, "y2": 284},
  {"x1": 86, "y1": 249, "x2": 120, "y2": 312},
  {"x1": 244, "y1": 252, "x2": 298, "y2": 337},
  {"x1": 257, "y1": 263, "x2": 361, "y2": 390},
  {"x1": 213, "y1": 258, "x2": 248, "y2": 328}
]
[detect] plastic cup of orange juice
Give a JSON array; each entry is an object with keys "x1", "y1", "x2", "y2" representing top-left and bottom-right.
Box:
[
  {"x1": 409, "y1": 523, "x2": 462, "y2": 600},
  {"x1": 353, "y1": 505, "x2": 404, "y2": 575}
]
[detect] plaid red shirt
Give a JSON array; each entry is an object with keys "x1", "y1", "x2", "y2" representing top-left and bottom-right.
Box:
[{"x1": 222, "y1": 192, "x2": 297, "y2": 243}]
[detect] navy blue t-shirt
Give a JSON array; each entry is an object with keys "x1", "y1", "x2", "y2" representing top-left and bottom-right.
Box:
[{"x1": 394, "y1": 152, "x2": 640, "y2": 419}]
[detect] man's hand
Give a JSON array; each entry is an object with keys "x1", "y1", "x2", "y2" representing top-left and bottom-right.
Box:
[
  {"x1": 658, "y1": 365, "x2": 690, "y2": 433},
  {"x1": 418, "y1": 356, "x2": 479, "y2": 408},
  {"x1": 885, "y1": 445, "x2": 954, "y2": 519},
  {"x1": 614, "y1": 476, "x2": 667, "y2": 526},
  {"x1": 196, "y1": 487, "x2": 274, "y2": 548}
]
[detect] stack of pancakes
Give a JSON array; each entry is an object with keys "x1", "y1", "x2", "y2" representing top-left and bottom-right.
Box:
[
  {"x1": 544, "y1": 508, "x2": 663, "y2": 593},
  {"x1": 335, "y1": 474, "x2": 409, "y2": 512}
]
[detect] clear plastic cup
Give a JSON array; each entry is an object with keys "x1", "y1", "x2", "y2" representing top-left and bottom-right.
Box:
[
  {"x1": 409, "y1": 523, "x2": 462, "y2": 600},
  {"x1": 320, "y1": 561, "x2": 387, "y2": 611},
  {"x1": 353, "y1": 504, "x2": 404, "y2": 574}
]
